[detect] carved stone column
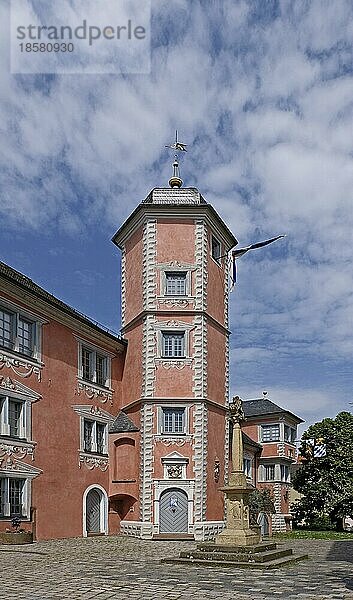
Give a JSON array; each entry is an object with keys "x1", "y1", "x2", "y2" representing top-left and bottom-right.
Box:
[{"x1": 215, "y1": 396, "x2": 261, "y2": 546}]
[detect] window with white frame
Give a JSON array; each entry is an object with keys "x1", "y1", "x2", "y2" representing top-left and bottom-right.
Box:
[
  {"x1": 280, "y1": 464, "x2": 290, "y2": 483},
  {"x1": 165, "y1": 272, "x2": 187, "y2": 296},
  {"x1": 0, "y1": 395, "x2": 26, "y2": 439},
  {"x1": 162, "y1": 408, "x2": 186, "y2": 434},
  {"x1": 162, "y1": 332, "x2": 185, "y2": 358},
  {"x1": 264, "y1": 464, "x2": 275, "y2": 481},
  {"x1": 79, "y1": 344, "x2": 110, "y2": 388},
  {"x1": 284, "y1": 425, "x2": 296, "y2": 444},
  {"x1": 0, "y1": 477, "x2": 25, "y2": 517},
  {"x1": 261, "y1": 424, "x2": 280, "y2": 442},
  {"x1": 83, "y1": 419, "x2": 107, "y2": 454},
  {"x1": 211, "y1": 235, "x2": 221, "y2": 263},
  {"x1": 243, "y1": 457, "x2": 252, "y2": 479},
  {"x1": 0, "y1": 306, "x2": 38, "y2": 358}
]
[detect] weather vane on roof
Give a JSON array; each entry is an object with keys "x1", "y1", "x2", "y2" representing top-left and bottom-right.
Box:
[{"x1": 165, "y1": 130, "x2": 187, "y2": 189}]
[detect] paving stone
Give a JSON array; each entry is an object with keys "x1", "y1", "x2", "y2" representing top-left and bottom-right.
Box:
[{"x1": 1, "y1": 536, "x2": 353, "y2": 598}]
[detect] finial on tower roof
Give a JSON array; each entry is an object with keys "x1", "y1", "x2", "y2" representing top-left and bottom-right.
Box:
[{"x1": 165, "y1": 130, "x2": 187, "y2": 188}]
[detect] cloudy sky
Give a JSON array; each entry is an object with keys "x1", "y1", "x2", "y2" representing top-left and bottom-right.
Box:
[{"x1": 1, "y1": 0, "x2": 353, "y2": 434}]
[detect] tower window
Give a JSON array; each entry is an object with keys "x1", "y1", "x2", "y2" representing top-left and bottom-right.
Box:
[
  {"x1": 211, "y1": 235, "x2": 221, "y2": 263},
  {"x1": 165, "y1": 272, "x2": 187, "y2": 296},
  {"x1": 162, "y1": 408, "x2": 185, "y2": 434},
  {"x1": 162, "y1": 332, "x2": 185, "y2": 358}
]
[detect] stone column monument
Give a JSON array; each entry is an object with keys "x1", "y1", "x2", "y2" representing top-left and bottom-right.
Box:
[{"x1": 215, "y1": 395, "x2": 261, "y2": 546}]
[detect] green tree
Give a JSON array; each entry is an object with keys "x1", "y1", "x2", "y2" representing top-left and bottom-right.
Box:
[
  {"x1": 249, "y1": 488, "x2": 275, "y2": 526},
  {"x1": 292, "y1": 411, "x2": 353, "y2": 531}
]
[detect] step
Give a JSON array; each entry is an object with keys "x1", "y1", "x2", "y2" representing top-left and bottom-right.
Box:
[
  {"x1": 153, "y1": 533, "x2": 194, "y2": 541},
  {"x1": 161, "y1": 554, "x2": 309, "y2": 569},
  {"x1": 179, "y1": 548, "x2": 293, "y2": 563},
  {"x1": 197, "y1": 542, "x2": 277, "y2": 554}
]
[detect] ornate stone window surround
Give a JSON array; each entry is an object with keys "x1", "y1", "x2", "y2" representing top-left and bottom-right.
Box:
[
  {"x1": 0, "y1": 378, "x2": 41, "y2": 443},
  {"x1": 0, "y1": 459, "x2": 42, "y2": 519},
  {"x1": 161, "y1": 451, "x2": 189, "y2": 480},
  {"x1": 76, "y1": 336, "x2": 114, "y2": 396},
  {"x1": 156, "y1": 262, "x2": 197, "y2": 301},
  {"x1": 153, "y1": 320, "x2": 194, "y2": 366},
  {"x1": 73, "y1": 405, "x2": 114, "y2": 469},
  {"x1": 157, "y1": 404, "x2": 189, "y2": 436}
]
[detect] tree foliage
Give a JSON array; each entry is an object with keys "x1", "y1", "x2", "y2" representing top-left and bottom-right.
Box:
[
  {"x1": 249, "y1": 488, "x2": 275, "y2": 526},
  {"x1": 292, "y1": 411, "x2": 353, "y2": 530}
]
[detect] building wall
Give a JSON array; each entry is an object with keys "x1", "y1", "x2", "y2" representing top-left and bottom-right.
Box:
[{"x1": 0, "y1": 288, "x2": 125, "y2": 540}]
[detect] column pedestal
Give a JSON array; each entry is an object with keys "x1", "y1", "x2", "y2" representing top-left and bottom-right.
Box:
[{"x1": 215, "y1": 471, "x2": 261, "y2": 547}]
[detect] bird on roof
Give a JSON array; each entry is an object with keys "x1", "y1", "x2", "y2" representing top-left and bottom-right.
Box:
[{"x1": 165, "y1": 130, "x2": 187, "y2": 152}]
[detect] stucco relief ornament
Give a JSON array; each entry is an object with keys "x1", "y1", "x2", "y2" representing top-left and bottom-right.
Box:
[
  {"x1": 0, "y1": 443, "x2": 35, "y2": 461},
  {"x1": 167, "y1": 465, "x2": 182, "y2": 479},
  {"x1": 76, "y1": 381, "x2": 113, "y2": 405},
  {"x1": 158, "y1": 298, "x2": 190, "y2": 308},
  {"x1": 79, "y1": 454, "x2": 108, "y2": 472},
  {"x1": 0, "y1": 353, "x2": 42, "y2": 381}
]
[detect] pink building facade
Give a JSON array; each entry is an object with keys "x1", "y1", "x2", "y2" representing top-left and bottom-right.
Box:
[{"x1": 112, "y1": 186, "x2": 237, "y2": 540}]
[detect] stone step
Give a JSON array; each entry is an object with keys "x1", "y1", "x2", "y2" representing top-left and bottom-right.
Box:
[
  {"x1": 161, "y1": 553, "x2": 309, "y2": 569},
  {"x1": 179, "y1": 548, "x2": 293, "y2": 563},
  {"x1": 197, "y1": 542, "x2": 277, "y2": 554}
]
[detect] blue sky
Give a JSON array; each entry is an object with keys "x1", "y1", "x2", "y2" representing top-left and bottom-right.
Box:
[{"x1": 1, "y1": 0, "x2": 353, "y2": 434}]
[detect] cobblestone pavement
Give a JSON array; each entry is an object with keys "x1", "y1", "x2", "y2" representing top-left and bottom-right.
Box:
[{"x1": 1, "y1": 535, "x2": 353, "y2": 599}]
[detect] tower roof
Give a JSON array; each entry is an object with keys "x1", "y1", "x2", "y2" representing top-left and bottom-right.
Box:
[{"x1": 112, "y1": 187, "x2": 238, "y2": 250}]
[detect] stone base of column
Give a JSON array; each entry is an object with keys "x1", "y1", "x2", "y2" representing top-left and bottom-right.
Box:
[
  {"x1": 215, "y1": 482, "x2": 261, "y2": 547},
  {"x1": 215, "y1": 527, "x2": 260, "y2": 546}
]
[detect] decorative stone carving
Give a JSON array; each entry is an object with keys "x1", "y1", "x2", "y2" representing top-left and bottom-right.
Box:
[
  {"x1": 140, "y1": 403, "x2": 154, "y2": 522},
  {"x1": 214, "y1": 458, "x2": 220, "y2": 483},
  {"x1": 157, "y1": 298, "x2": 191, "y2": 309},
  {"x1": 76, "y1": 381, "x2": 113, "y2": 405},
  {"x1": 193, "y1": 402, "x2": 208, "y2": 522},
  {"x1": 0, "y1": 352, "x2": 42, "y2": 381},
  {"x1": 78, "y1": 453, "x2": 108, "y2": 471},
  {"x1": 167, "y1": 465, "x2": 182, "y2": 479},
  {"x1": 156, "y1": 359, "x2": 193, "y2": 370},
  {"x1": 0, "y1": 442, "x2": 35, "y2": 461},
  {"x1": 157, "y1": 436, "x2": 192, "y2": 447}
]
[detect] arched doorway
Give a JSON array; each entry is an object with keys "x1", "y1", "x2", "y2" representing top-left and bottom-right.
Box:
[
  {"x1": 159, "y1": 488, "x2": 188, "y2": 533},
  {"x1": 83, "y1": 485, "x2": 108, "y2": 536}
]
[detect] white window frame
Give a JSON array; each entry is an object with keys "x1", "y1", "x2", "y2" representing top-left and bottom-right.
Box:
[
  {"x1": 243, "y1": 456, "x2": 253, "y2": 481},
  {"x1": 154, "y1": 321, "x2": 194, "y2": 361},
  {"x1": 0, "y1": 386, "x2": 39, "y2": 441},
  {"x1": 164, "y1": 271, "x2": 188, "y2": 296},
  {"x1": 158, "y1": 406, "x2": 188, "y2": 436},
  {"x1": 77, "y1": 340, "x2": 112, "y2": 389},
  {"x1": 0, "y1": 299, "x2": 44, "y2": 361},
  {"x1": 73, "y1": 405, "x2": 113, "y2": 457},
  {"x1": 0, "y1": 460, "x2": 42, "y2": 520},
  {"x1": 260, "y1": 424, "x2": 280, "y2": 443},
  {"x1": 284, "y1": 424, "x2": 297, "y2": 444},
  {"x1": 211, "y1": 235, "x2": 222, "y2": 264},
  {"x1": 161, "y1": 331, "x2": 186, "y2": 358},
  {"x1": 264, "y1": 464, "x2": 276, "y2": 481},
  {"x1": 280, "y1": 464, "x2": 290, "y2": 483}
]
